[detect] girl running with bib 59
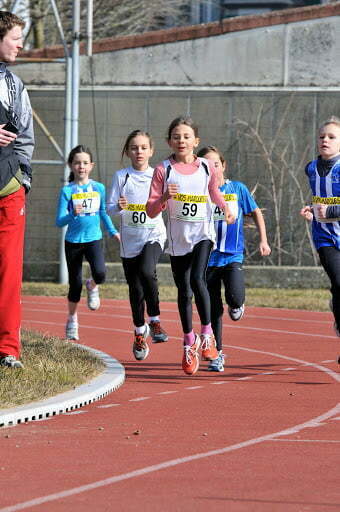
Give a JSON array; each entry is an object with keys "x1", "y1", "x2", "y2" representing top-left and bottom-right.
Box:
[
  {"x1": 146, "y1": 116, "x2": 235, "y2": 375},
  {"x1": 108, "y1": 130, "x2": 167, "y2": 361}
]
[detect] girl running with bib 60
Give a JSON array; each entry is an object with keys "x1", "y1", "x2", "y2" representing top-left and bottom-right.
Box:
[
  {"x1": 108, "y1": 130, "x2": 167, "y2": 361},
  {"x1": 146, "y1": 116, "x2": 235, "y2": 375}
]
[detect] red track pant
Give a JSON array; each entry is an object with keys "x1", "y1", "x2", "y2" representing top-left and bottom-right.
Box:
[{"x1": 0, "y1": 187, "x2": 25, "y2": 358}]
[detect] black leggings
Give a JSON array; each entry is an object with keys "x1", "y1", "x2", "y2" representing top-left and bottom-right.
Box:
[
  {"x1": 207, "y1": 262, "x2": 245, "y2": 350},
  {"x1": 65, "y1": 239, "x2": 106, "y2": 303},
  {"x1": 122, "y1": 242, "x2": 162, "y2": 328},
  {"x1": 318, "y1": 246, "x2": 340, "y2": 329},
  {"x1": 170, "y1": 239, "x2": 213, "y2": 334}
]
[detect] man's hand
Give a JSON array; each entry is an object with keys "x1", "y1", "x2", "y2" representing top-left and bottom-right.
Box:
[{"x1": 0, "y1": 123, "x2": 17, "y2": 147}]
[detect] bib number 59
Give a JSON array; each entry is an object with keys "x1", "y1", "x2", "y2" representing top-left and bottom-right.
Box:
[{"x1": 182, "y1": 203, "x2": 197, "y2": 217}]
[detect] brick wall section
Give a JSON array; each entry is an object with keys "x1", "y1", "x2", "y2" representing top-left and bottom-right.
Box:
[{"x1": 19, "y1": 3, "x2": 340, "y2": 60}]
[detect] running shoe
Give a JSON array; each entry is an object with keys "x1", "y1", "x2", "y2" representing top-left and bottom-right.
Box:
[
  {"x1": 182, "y1": 334, "x2": 201, "y2": 375},
  {"x1": 0, "y1": 355, "x2": 24, "y2": 369},
  {"x1": 208, "y1": 351, "x2": 225, "y2": 372},
  {"x1": 200, "y1": 333, "x2": 218, "y2": 361},
  {"x1": 86, "y1": 280, "x2": 100, "y2": 310},
  {"x1": 149, "y1": 321, "x2": 168, "y2": 343},
  {"x1": 66, "y1": 320, "x2": 79, "y2": 340},
  {"x1": 228, "y1": 304, "x2": 245, "y2": 321},
  {"x1": 133, "y1": 324, "x2": 150, "y2": 361}
]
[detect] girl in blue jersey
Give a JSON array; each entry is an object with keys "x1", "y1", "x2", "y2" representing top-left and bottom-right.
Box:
[
  {"x1": 197, "y1": 145, "x2": 271, "y2": 371},
  {"x1": 300, "y1": 116, "x2": 340, "y2": 358},
  {"x1": 56, "y1": 145, "x2": 119, "y2": 341},
  {"x1": 107, "y1": 130, "x2": 168, "y2": 362}
]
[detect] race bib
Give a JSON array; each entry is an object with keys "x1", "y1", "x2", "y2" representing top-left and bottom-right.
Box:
[
  {"x1": 72, "y1": 191, "x2": 100, "y2": 215},
  {"x1": 213, "y1": 194, "x2": 238, "y2": 221},
  {"x1": 312, "y1": 195, "x2": 340, "y2": 223},
  {"x1": 122, "y1": 203, "x2": 159, "y2": 228},
  {"x1": 170, "y1": 193, "x2": 208, "y2": 222}
]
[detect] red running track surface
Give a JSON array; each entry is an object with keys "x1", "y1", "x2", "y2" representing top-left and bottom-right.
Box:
[{"x1": 0, "y1": 296, "x2": 339, "y2": 512}]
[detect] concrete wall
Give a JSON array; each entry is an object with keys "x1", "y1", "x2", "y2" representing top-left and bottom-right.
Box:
[{"x1": 15, "y1": 3, "x2": 340, "y2": 87}]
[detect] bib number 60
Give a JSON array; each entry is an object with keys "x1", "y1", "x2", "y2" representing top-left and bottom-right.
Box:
[{"x1": 132, "y1": 211, "x2": 146, "y2": 224}]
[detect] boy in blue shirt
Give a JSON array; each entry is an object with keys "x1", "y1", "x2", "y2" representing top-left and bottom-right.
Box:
[{"x1": 198, "y1": 146, "x2": 271, "y2": 371}]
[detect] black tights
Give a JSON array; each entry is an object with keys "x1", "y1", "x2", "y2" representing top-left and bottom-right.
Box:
[
  {"x1": 170, "y1": 239, "x2": 213, "y2": 334},
  {"x1": 207, "y1": 263, "x2": 245, "y2": 351},
  {"x1": 122, "y1": 242, "x2": 162, "y2": 328},
  {"x1": 65, "y1": 240, "x2": 106, "y2": 303},
  {"x1": 318, "y1": 246, "x2": 340, "y2": 329}
]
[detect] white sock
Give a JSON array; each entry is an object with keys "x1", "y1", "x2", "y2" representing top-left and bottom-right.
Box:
[
  {"x1": 68, "y1": 314, "x2": 78, "y2": 323},
  {"x1": 149, "y1": 316, "x2": 159, "y2": 323},
  {"x1": 135, "y1": 324, "x2": 146, "y2": 335}
]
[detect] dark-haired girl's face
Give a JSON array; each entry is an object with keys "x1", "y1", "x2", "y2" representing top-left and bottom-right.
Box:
[
  {"x1": 204, "y1": 150, "x2": 226, "y2": 186},
  {"x1": 168, "y1": 124, "x2": 199, "y2": 163},
  {"x1": 70, "y1": 152, "x2": 94, "y2": 183}
]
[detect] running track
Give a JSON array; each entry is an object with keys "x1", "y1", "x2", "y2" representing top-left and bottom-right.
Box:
[{"x1": 0, "y1": 296, "x2": 339, "y2": 512}]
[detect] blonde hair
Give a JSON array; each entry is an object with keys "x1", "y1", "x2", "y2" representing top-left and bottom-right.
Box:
[{"x1": 319, "y1": 116, "x2": 340, "y2": 131}]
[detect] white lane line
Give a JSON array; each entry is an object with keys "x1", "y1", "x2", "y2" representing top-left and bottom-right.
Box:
[
  {"x1": 210, "y1": 381, "x2": 228, "y2": 385},
  {"x1": 128, "y1": 397, "x2": 150, "y2": 402},
  {"x1": 321, "y1": 360, "x2": 335, "y2": 363},
  {"x1": 236, "y1": 376, "x2": 252, "y2": 381},
  {"x1": 282, "y1": 368, "x2": 295, "y2": 371},
  {"x1": 23, "y1": 302, "x2": 332, "y2": 325},
  {"x1": 185, "y1": 386, "x2": 203, "y2": 390},
  {"x1": 97, "y1": 404, "x2": 121, "y2": 408},
  {"x1": 157, "y1": 391, "x2": 178, "y2": 395},
  {"x1": 2, "y1": 402, "x2": 339, "y2": 512},
  {"x1": 271, "y1": 438, "x2": 340, "y2": 443},
  {"x1": 260, "y1": 372, "x2": 274, "y2": 375},
  {"x1": 64, "y1": 411, "x2": 87, "y2": 416},
  {"x1": 25, "y1": 317, "x2": 337, "y2": 340},
  {"x1": 331, "y1": 416, "x2": 340, "y2": 421}
]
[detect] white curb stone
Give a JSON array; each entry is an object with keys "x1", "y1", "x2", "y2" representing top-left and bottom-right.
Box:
[{"x1": 0, "y1": 345, "x2": 125, "y2": 428}]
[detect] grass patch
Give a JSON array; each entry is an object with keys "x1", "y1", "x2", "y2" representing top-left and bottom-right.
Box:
[
  {"x1": 0, "y1": 329, "x2": 104, "y2": 409},
  {"x1": 22, "y1": 282, "x2": 331, "y2": 312}
]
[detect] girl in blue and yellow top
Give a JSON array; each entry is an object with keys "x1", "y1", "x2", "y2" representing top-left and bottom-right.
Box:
[
  {"x1": 198, "y1": 145, "x2": 271, "y2": 372},
  {"x1": 56, "y1": 144, "x2": 119, "y2": 340},
  {"x1": 300, "y1": 116, "x2": 340, "y2": 354}
]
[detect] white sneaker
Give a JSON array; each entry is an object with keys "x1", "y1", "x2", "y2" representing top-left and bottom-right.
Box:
[
  {"x1": 66, "y1": 320, "x2": 79, "y2": 340},
  {"x1": 228, "y1": 304, "x2": 245, "y2": 321},
  {"x1": 208, "y1": 351, "x2": 225, "y2": 372},
  {"x1": 86, "y1": 280, "x2": 100, "y2": 310},
  {"x1": 0, "y1": 355, "x2": 24, "y2": 369}
]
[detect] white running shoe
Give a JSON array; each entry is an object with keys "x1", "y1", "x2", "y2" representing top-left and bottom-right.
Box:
[
  {"x1": 86, "y1": 280, "x2": 100, "y2": 310},
  {"x1": 208, "y1": 351, "x2": 225, "y2": 372},
  {"x1": 0, "y1": 355, "x2": 24, "y2": 369},
  {"x1": 228, "y1": 304, "x2": 245, "y2": 321},
  {"x1": 66, "y1": 320, "x2": 79, "y2": 340}
]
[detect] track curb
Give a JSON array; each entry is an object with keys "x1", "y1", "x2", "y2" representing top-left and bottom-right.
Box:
[{"x1": 0, "y1": 345, "x2": 125, "y2": 428}]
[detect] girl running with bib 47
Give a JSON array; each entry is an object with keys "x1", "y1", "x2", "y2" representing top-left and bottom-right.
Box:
[
  {"x1": 146, "y1": 116, "x2": 235, "y2": 375},
  {"x1": 108, "y1": 130, "x2": 167, "y2": 361},
  {"x1": 198, "y1": 145, "x2": 271, "y2": 372},
  {"x1": 300, "y1": 116, "x2": 340, "y2": 363},
  {"x1": 56, "y1": 145, "x2": 120, "y2": 341}
]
